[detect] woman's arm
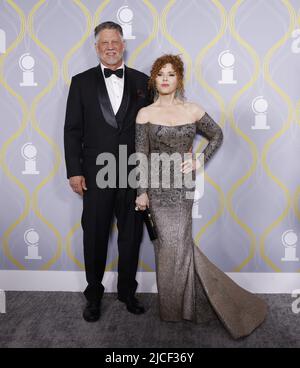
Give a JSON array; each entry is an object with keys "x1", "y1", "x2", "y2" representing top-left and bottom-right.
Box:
[
  {"x1": 181, "y1": 104, "x2": 223, "y2": 173},
  {"x1": 195, "y1": 111, "x2": 223, "y2": 165}
]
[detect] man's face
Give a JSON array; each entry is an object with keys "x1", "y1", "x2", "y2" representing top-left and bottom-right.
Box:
[{"x1": 95, "y1": 29, "x2": 125, "y2": 69}]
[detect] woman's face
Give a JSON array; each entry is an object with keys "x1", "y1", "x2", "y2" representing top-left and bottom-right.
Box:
[{"x1": 155, "y1": 63, "x2": 178, "y2": 96}]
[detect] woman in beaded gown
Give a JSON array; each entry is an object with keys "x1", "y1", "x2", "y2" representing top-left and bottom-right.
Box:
[{"x1": 135, "y1": 55, "x2": 267, "y2": 340}]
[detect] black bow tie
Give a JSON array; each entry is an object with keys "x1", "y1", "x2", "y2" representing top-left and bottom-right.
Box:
[{"x1": 104, "y1": 68, "x2": 124, "y2": 78}]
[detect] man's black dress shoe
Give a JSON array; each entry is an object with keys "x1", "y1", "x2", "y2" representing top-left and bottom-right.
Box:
[
  {"x1": 83, "y1": 301, "x2": 101, "y2": 322},
  {"x1": 118, "y1": 295, "x2": 145, "y2": 314}
]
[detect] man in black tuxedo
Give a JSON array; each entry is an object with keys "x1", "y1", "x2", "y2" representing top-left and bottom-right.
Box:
[{"x1": 64, "y1": 21, "x2": 151, "y2": 322}]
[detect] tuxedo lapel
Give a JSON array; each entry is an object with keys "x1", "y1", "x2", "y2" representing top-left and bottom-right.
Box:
[
  {"x1": 95, "y1": 64, "x2": 118, "y2": 129},
  {"x1": 116, "y1": 66, "x2": 135, "y2": 129},
  {"x1": 116, "y1": 66, "x2": 137, "y2": 130},
  {"x1": 116, "y1": 67, "x2": 129, "y2": 120}
]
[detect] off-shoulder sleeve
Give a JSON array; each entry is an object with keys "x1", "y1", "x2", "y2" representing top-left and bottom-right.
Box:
[
  {"x1": 135, "y1": 123, "x2": 150, "y2": 196},
  {"x1": 195, "y1": 112, "x2": 223, "y2": 165}
]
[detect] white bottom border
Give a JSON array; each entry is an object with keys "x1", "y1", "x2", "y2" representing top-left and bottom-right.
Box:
[{"x1": 0, "y1": 271, "x2": 300, "y2": 293}]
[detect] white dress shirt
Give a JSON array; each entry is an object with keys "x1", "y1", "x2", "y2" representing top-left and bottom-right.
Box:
[{"x1": 100, "y1": 62, "x2": 125, "y2": 115}]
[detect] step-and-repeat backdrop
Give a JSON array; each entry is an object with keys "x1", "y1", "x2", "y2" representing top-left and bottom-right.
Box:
[{"x1": 1, "y1": 0, "x2": 300, "y2": 291}]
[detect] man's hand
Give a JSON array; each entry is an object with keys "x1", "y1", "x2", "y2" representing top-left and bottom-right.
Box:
[{"x1": 69, "y1": 176, "x2": 87, "y2": 196}]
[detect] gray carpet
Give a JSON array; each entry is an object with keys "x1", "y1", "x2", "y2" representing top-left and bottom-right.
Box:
[{"x1": 0, "y1": 292, "x2": 299, "y2": 348}]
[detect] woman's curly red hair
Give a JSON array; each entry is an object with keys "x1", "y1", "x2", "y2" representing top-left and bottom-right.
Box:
[{"x1": 148, "y1": 54, "x2": 185, "y2": 99}]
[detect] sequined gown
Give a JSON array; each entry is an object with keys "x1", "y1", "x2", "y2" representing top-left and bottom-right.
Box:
[{"x1": 135, "y1": 112, "x2": 267, "y2": 339}]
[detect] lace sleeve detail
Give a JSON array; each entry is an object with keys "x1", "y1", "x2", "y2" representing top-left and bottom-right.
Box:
[
  {"x1": 135, "y1": 123, "x2": 149, "y2": 196},
  {"x1": 195, "y1": 112, "x2": 223, "y2": 165}
]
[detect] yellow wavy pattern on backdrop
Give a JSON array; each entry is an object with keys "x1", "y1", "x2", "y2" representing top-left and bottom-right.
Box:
[
  {"x1": 28, "y1": 0, "x2": 63, "y2": 270},
  {"x1": 0, "y1": 0, "x2": 28, "y2": 270},
  {"x1": 193, "y1": 0, "x2": 226, "y2": 251},
  {"x1": 1, "y1": 0, "x2": 299, "y2": 273},
  {"x1": 259, "y1": 0, "x2": 296, "y2": 272},
  {"x1": 226, "y1": 0, "x2": 261, "y2": 271}
]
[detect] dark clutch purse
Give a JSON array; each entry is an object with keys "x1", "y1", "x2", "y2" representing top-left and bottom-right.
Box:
[{"x1": 142, "y1": 208, "x2": 158, "y2": 241}]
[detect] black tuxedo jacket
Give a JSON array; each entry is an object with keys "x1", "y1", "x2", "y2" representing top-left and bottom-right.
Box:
[{"x1": 64, "y1": 64, "x2": 151, "y2": 188}]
